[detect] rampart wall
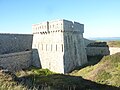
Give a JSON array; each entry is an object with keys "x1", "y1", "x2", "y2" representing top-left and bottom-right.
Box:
[
  {"x1": 0, "y1": 33, "x2": 33, "y2": 54},
  {"x1": 84, "y1": 38, "x2": 95, "y2": 46},
  {"x1": 0, "y1": 51, "x2": 32, "y2": 72},
  {"x1": 85, "y1": 41, "x2": 110, "y2": 56},
  {"x1": 86, "y1": 47, "x2": 110, "y2": 56}
]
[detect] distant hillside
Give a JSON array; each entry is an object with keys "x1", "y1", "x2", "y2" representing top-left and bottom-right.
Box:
[{"x1": 71, "y1": 53, "x2": 120, "y2": 87}]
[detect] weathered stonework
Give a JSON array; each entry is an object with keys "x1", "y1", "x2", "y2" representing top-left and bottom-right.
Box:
[
  {"x1": 0, "y1": 34, "x2": 33, "y2": 54},
  {"x1": 85, "y1": 41, "x2": 110, "y2": 56},
  {"x1": 86, "y1": 47, "x2": 110, "y2": 56},
  {"x1": 32, "y1": 19, "x2": 88, "y2": 73},
  {"x1": 0, "y1": 51, "x2": 32, "y2": 72}
]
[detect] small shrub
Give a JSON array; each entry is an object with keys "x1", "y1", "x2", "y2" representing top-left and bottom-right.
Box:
[{"x1": 31, "y1": 68, "x2": 55, "y2": 76}]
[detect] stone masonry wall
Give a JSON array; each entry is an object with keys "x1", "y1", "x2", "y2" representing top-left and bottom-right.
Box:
[
  {"x1": 0, "y1": 51, "x2": 32, "y2": 72},
  {"x1": 0, "y1": 33, "x2": 33, "y2": 54},
  {"x1": 86, "y1": 47, "x2": 110, "y2": 56},
  {"x1": 32, "y1": 32, "x2": 64, "y2": 73},
  {"x1": 64, "y1": 32, "x2": 87, "y2": 73},
  {"x1": 32, "y1": 19, "x2": 88, "y2": 73}
]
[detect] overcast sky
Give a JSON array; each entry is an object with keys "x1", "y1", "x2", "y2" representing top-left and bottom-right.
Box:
[{"x1": 0, "y1": 0, "x2": 120, "y2": 38}]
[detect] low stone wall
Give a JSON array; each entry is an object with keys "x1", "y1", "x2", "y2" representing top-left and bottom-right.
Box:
[
  {"x1": 86, "y1": 47, "x2": 110, "y2": 56},
  {"x1": 109, "y1": 47, "x2": 120, "y2": 55},
  {"x1": 0, "y1": 51, "x2": 32, "y2": 72}
]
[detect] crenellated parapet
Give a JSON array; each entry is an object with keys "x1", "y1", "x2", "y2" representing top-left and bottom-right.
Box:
[{"x1": 32, "y1": 19, "x2": 84, "y2": 35}]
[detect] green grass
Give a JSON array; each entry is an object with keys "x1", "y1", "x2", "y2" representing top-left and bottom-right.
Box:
[
  {"x1": 95, "y1": 70, "x2": 112, "y2": 84},
  {"x1": 1, "y1": 66, "x2": 120, "y2": 90},
  {"x1": 71, "y1": 53, "x2": 120, "y2": 87},
  {"x1": 0, "y1": 72, "x2": 27, "y2": 90},
  {"x1": 1, "y1": 53, "x2": 120, "y2": 89},
  {"x1": 0, "y1": 68, "x2": 55, "y2": 90}
]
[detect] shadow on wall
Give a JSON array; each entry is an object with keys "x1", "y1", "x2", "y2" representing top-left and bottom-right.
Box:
[
  {"x1": 87, "y1": 55, "x2": 104, "y2": 66},
  {"x1": 63, "y1": 21, "x2": 88, "y2": 73},
  {"x1": 32, "y1": 49, "x2": 41, "y2": 68}
]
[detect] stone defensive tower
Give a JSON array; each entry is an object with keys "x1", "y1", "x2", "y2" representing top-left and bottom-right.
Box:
[{"x1": 32, "y1": 19, "x2": 87, "y2": 73}]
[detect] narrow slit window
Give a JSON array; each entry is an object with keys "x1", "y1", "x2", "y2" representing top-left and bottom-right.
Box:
[
  {"x1": 51, "y1": 44, "x2": 52, "y2": 51},
  {"x1": 42, "y1": 44, "x2": 43, "y2": 50},
  {"x1": 38, "y1": 44, "x2": 39, "y2": 49},
  {"x1": 56, "y1": 44, "x2": 57, "y2": 51},
  {"x1": 46, "y1": 44, "x2": 47, "y2": 51},
  {"x1": 62, "y1": 44, "x2": 63, "y2": 52}
]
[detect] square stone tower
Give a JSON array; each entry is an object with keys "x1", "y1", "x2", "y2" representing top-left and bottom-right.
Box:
[{"x1": 32, "y1": 19, "x2": 87, "y2": 73}]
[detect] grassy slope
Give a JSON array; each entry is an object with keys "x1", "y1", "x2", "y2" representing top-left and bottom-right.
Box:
[
  {"x1": 107, "y1": 41, "x2": 120, "y2": 47},
  {"x1": 1, "y1": 67, "x2": 120, "y2": 90},
  {"x1": 71, "y1": 53, "x2": 120, "y2": 87}
]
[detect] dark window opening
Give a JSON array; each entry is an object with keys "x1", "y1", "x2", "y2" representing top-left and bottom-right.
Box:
[
  {"x1": 56, "y1": 44, "x2": 57, "y2": 51},
  {"x1": 51, "y1": 44, "x2": 52, "y2": 51},
  {"x1": 25, "y1": 49, "x2": 29, "y2": 51},
  {"x1": 38, "y1": 44, "x2": 39, "y2": 49},
  {"x1": 74, "y1": 42, "x2": 77, "y2": 55},
  {"x1": 62, "y1": 44, "x2": 63, "y2": 52},
  {"x1": 42, "y1": 44, "x2": 43, "y2": 50},
  {"x1": 46, "y1": 44, "x2": 47, "y2": 51}
]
